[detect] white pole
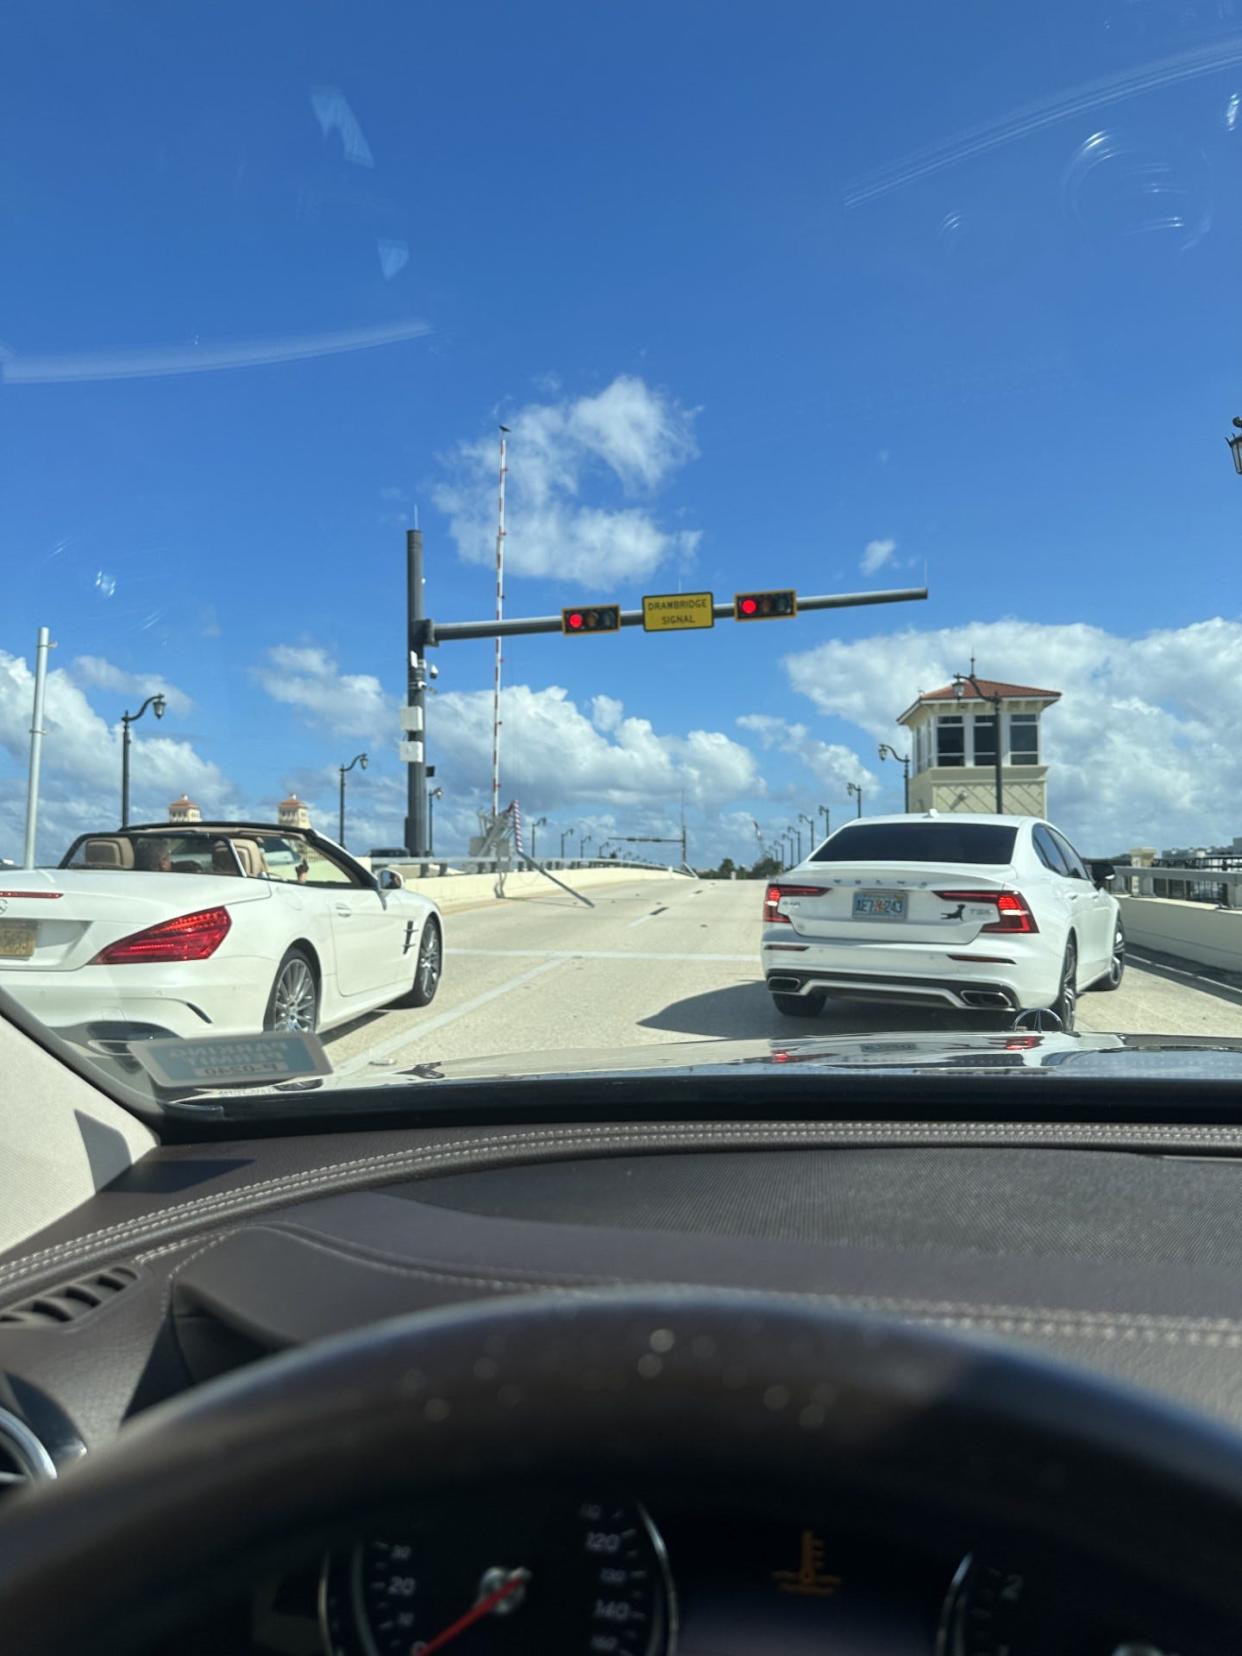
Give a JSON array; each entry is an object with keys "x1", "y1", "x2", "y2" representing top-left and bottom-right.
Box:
[
  {"x1": 22, "y1": 627, "x2": 53, "y2": 868},
  {"x1": 490, "y1": 428, "x2": 508, "y2": 823}
]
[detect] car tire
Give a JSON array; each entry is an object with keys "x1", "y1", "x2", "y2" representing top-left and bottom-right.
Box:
[
  {"x1": 1050, "y1": 937, "x2": 1078, "y2": 1032},
  {"x1": 393, "y1": 918, "x2": 442, "y2": 1009},
  {"x1": 1095, "y1": 919, "x2": 1125, "y2": 992},
  {"x1": 772, "y1": 991, "x2": 826, "y2": 1018},
  {"x1": 263, "y1": 947, "x2": 319, "y2": 1034}
]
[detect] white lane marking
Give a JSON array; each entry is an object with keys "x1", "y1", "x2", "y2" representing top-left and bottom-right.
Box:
[
  {"x1": 334, "y1": 958, "x2": 568, "y2": 1074},
  {"x1": 451, "y1": 947, "x2": 755, "y2": 962},
  {"x1": 627, "y1": 912, "x2": 657, "y2": 928}
]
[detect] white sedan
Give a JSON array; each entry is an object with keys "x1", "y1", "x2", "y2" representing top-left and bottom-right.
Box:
[
  {"x1": 0, "y1": 822, "x2": 442, "y2": 1040},
  {"x1": 761, "y1": 812, "x2": 1123, "y2": 1031}
]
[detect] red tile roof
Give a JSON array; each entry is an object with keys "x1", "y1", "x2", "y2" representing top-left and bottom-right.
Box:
[{"x1": 897, "y1": 679, "x2": 1060, "y2": 725}]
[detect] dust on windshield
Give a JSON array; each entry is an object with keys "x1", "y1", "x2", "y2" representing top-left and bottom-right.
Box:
[{"x1": 4, "y1": 0, "x2": 1242, "y2": 1100}]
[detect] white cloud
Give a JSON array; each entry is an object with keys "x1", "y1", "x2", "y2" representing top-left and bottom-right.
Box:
[
  {"x1": 0, "y1": 651, "x2": 237, "y2": 861},
  {"x1": 430, "y1": 683, "x2": 760, "y2": 810},
  {"x1": 432, "y1": 375, "x2": 701, "y2": 586},
  {"x1": 72, "y1": 655, "x2": 194, "y2": 716},
  {"x1": 781, "y1": 617, "x2": 1242, "y2": 852},
  {"x1": 860, "y1": 537, "x2": 897, "y2": 575},
  {"x1": 737, "y1": 714, "x2": 876, "y2": 792},
  {"x1": 253, "y1": 645, "x2": 393, "y2": 741}
]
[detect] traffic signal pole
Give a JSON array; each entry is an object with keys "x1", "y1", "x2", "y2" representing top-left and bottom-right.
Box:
[
  {"x1": 428, "y1": 584, "x2": 928, "y2": 644},
  {"x1": 400, "y1": 539, "x2": 928, "y2": 860}
]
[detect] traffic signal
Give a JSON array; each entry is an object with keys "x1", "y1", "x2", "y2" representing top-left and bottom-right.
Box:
[
  {"x1": 561, "y1": 605, "x2": 622, "y2": 635},
  {"x1": 733, "y1": 589, "x2": 797, "y2": 621}
]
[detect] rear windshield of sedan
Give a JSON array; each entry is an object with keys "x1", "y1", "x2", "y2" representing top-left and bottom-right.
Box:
[{"x1": 812, "y1": 823, "x2": 1018, "y2": 864}]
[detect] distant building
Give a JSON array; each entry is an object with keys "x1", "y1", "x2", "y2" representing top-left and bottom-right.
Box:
[
  {"x1": 278, "y1": 794, "x2": 311, "y2": 831},
  {"x1": 168, "y1": 793, "x2": 201, "y2": 824},
  {"x1": 897, "y1": 675, "x2": 1060, "y2": 817}
]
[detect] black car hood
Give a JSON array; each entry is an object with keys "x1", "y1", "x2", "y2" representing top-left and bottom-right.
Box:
[{"x1": 301, "y1": 1028, "x2": 1242, "y2": 1091}]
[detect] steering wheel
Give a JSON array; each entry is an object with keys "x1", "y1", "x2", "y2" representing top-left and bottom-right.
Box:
[{"x1": 3, "y1": 1289, "x2": 1242, "y2": 1654}]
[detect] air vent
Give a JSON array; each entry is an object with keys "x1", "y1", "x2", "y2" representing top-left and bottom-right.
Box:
[
  {"x1": 0, "y1": 1265, "x2": 139, "y2": 1327},
  {"x1": 0, "y1": 1407, "x2": 56, "y2": 1502}
]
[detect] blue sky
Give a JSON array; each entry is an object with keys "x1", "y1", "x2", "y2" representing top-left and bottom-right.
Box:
[{"x1": 4, "y1": 0, "x2": 1242, "y2": 863}]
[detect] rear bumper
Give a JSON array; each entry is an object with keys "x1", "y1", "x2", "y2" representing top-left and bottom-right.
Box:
[
  {"x1": 761, "y1": 935, "x2": 1060, "y2": 1011},
  {"x1": 0, "y1": 962, "x2": 268, "y2": 1039}
]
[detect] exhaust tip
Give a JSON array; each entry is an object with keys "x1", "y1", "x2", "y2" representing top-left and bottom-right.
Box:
[
  {"x1": 767, "y1": 976, "x2": 801, "y2": 994},
  {"x1": 960, "y1": 989, "x2": 1011, "y2": 1009}
]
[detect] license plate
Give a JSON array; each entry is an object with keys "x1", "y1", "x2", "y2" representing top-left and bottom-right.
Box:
[
  {"x1": 0, "y1": 921, "x2": 37, "y2": 960},
  {"x1": 852, "y1": 890, "x2": 906, "y2": 921}
]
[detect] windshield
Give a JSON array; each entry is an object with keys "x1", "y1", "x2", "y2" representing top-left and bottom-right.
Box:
[{"x1": 5, "y1": 0, "x2": 1242, "y2": 1112}]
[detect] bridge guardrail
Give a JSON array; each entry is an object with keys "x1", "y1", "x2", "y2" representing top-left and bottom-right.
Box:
[{"x1": 1111, "y1": 864, "x2": 1240, "y2": 908}]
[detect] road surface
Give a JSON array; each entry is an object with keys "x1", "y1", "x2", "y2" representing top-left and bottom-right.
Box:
[{"x1": 321, "y1": 878, "x2": 1242, "y2": 1077}]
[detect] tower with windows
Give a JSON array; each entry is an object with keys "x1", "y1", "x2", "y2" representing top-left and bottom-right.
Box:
[
  {"x1": 897, "y1": 674, "x2": 1059, "y2": 816},
  {"x1": 167, "y1": 793, "x2": 201, "y2": 824},
  {"x1": 277, "y1": 794, "x2": 311, "y2": 831}
]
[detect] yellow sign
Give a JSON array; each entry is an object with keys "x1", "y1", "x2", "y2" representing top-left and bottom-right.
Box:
[
  {"x1": 641, "y1": 591, "x2": 715, "y2": 633},
  {"x1": 771, "y1": 1530, "x2": 842, "y2": 1598}
]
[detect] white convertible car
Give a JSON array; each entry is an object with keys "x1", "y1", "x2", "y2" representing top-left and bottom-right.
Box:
[{"x1": 0, "y1": 822, "x2": 442, "y2": 1041}]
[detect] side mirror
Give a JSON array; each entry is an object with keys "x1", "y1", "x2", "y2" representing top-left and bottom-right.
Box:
[
  {"x1": 1089, "y1": 861, "x2": 1115, "y2": 888},
  {"x1": 377, "y1": 867, "x2": 405, "y2": 891}
]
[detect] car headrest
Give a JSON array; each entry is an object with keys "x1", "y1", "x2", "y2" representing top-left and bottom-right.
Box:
[
  {"x1": 83, "y1": 837, "x2": 134, "y2": 869},
  {"x1": 233, "y1": 840, "x2": 268, "y2": 877}
]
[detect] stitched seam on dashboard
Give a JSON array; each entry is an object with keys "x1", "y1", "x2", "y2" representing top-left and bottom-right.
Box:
[
  {"x1": 258, "y1": 1225, "x2": 1242, "y2": 1334},
  {"x1": 169, "y1": 1226, "x2": 1242, "y2": 1349},
  {"x1": 3, "y1": 1119, "x2": 1241, "y2": 1292}
]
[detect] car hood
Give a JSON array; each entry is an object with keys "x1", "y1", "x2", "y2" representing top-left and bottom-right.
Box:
[{"x1": 298, "y1": 1028, "x2": 1242, "y2": 1090}]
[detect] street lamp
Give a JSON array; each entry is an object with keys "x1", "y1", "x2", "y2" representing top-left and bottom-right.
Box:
[
  {"x1": 428, "y1": 786, "x2": 443, "y2": 854},
  {"x1": 818, "y1": 804, "x2": 831, "y2": 839},
  {"x1": 799, "y1": 812, "x2": 817, "y2": 852},
  {"x1": 338, "y1": 752, "x2": 368, "y2": 847},
  {"x1": 529, "y1": 816, "x2": 547, "y2": 861},
  {"x1": 847, "y1": 781, "x2": 863, "y2": 817},
  {"x1": 120, "y1": 693, "x2": 166, "y2": 827},
  {"x1": 787, "y1": 826, "x2": 802, "y2": 863},
  {"x1": 579, "y1": 832, "x2": 592, "y2": 858},
  {"x1": 877, "y1": 743, "x2": 911, "y2": 811},
  {"x1": 1229, "y1": 416, "x2": 1242, "y2": 474},
  {"x1": 952, "y1": 670, "x2": 1004, "y2": 811},
  {"x1": 560, "y1": 827, "x2": 575, "y2": 858}
]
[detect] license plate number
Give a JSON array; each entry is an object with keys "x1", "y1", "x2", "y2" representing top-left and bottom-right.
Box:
[
  {"x1": 0, "y1": 921, "x2": 37, "y2": 959},
  {"x1": 853, "y1": 891, "x2": 906, "y2": 920}
]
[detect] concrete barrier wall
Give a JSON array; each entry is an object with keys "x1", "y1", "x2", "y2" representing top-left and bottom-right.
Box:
[
  {"x1": 1116, "y1": 895, "x2": 1242, "y2": 973},
  {"x1": 395, "y1": 864, "x2": 689, "y2": 912}
]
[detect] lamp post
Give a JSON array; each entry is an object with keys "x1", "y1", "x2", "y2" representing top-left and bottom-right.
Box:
[
  {"x1": 818, "y1": 804, "x2": 831, "y2": 839},
  {"x1": 530, "y1": 816, "x2": 547, "y2": 860},
  {"x1": 1229, "y1": 416, "x2": 1242, "y2": 474},
  {"x1": 787, "y1": 826, "x2": 802, "y2": 863},
  {"x1": 120, "y1": 693, "x2": 167, "y2": 827},
  {"x1": 428, "y1": 786, "x2": 443, "y2": 854},
  {"x1": 952, "y1": 671, "x2": 1004, "y2": 811},
  {"x1": 579, "y1": 832, "x2": 592, "y2": 858},
  {"x1": 847, "y1": 781, "x2": 863, "y2": 817},
  {"x1": 338, "y1": 752, "x2": 368, "y2": 847},
  {"x1": 560, "y1": 828, "x2": 574, "y2": 858},
  {"x1": 877, "y1": 743, "x2": 911, "y2": 810},
  {"x1": 799, "y1": 812, "x2": 817, "y2": 853}
]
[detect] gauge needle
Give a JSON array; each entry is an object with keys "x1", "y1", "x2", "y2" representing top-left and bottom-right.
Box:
[{"x1": 414, "y1": 1567, "x2": 532, "y2": 1656}]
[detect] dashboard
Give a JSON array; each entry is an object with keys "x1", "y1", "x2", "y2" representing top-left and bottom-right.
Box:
[
  {"x1": 178, "y1": 1488, "x2": 1235, "y2": 1656},
  {"x1": 5, "y1": 1112, "x2": 1242, "y2": 1654}
]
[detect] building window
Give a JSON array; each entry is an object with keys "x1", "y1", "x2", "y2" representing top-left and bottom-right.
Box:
[
  {"x1": 936, "y1": 715, "x2": 964, "y2": 766},
  {"x1": 1011, "y1": 713, "x2": 1038, "y2": 765},
  {"x1": 973, "y1": 714, "x2": 997, "y2": 767}
]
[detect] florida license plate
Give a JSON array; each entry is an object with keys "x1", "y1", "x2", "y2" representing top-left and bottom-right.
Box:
[
  {"x1": 852, "y1": 891, "x2": 906, "y2": 921},
  {"x1": 0, "y1": 921, "x2": 37, "y2": 960}
]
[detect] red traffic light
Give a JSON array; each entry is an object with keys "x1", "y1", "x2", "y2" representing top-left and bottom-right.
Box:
[
  {"x1": 561, "y1": 604, "x2": 621, "y2": 636},
  {"x1": 733, "y1": 589, "x2": 797, "y2": 621}
]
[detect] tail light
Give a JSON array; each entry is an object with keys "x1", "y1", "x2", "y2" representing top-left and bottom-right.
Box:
[
  {"x1": 934, "y1": 890, "x2": 1039, "y2": 934},
  {"x1": 763, "y1": 883, "x2": 829, "y2": 924},
  {"x1": 91, "y1": 906, "x2": 232, "y2": 964}
]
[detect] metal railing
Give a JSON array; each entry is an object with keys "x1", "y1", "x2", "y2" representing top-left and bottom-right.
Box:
[
  {"x1": 1110, "y1": 864, "x2": 1241, "y2": 908},
  {"x1": 375, "y1": 854, "x2": 679, "y2": 879}
]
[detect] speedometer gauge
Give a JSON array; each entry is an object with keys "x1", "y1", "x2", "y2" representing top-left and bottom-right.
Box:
[{"x1": 319, "y1": 1497, "x2": 674, "y2": 1656}]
